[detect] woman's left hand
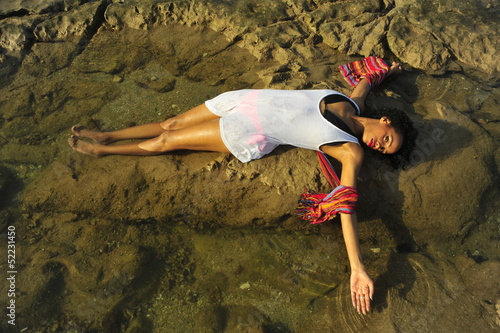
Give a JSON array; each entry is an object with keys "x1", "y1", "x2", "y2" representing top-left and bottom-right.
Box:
[{"x1": 350, "y1": 268, "x2": 374, "y2": 314}]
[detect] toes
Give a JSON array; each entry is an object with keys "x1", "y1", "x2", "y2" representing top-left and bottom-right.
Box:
[
  {"x1": 68, "y1": 135, "x2": 78, "y2": 149},
  {"x1": 68, "y1": 136, "x2": 99, "y2": 157},
  {"x1": 71, "y1": 124, "x2": 85, "y2": 135}
]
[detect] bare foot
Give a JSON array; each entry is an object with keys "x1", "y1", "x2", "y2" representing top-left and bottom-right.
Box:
[
  {"x1": 71, "y1": 125, "x2": 109, "y2": 144},
  {"x1": 388, "y1": 61, "x2": 402, "y2": 77},
  {"x1": 68, "y1": 135, "x2": 104, "y2": 157}
]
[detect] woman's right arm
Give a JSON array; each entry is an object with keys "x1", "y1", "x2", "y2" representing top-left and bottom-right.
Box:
[{"x1": 322, "y1": 143, "x2": 373, "y2": 314}]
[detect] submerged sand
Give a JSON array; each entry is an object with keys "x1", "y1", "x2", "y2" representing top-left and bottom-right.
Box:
[{"x1": 0, "y1": 1, "x2": 499, "y2": 332}]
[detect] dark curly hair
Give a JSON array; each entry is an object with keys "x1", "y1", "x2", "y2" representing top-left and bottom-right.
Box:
[{"x1": 368, "y1": 107, "x2": 418, "y2": 169}]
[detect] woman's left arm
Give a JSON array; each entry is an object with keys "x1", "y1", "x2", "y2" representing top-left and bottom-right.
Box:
[{"x1": 322, "y1": 143, "x2": 373, "y2": 314}]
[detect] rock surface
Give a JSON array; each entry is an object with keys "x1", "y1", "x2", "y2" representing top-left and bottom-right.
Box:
[{"x1": 0, "y1": 0, "x2": 498, "y2": 332}]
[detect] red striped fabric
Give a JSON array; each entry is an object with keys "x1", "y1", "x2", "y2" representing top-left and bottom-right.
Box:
[
  {"x1": 296, "y1": 186, "x2": 358, "y2": 224},
  {"x1": 338, "y1": 56, "x2": 389, "y2": 88},
  {"x1": 295, "y1": 152, "x2": 358, "y2": 224}
]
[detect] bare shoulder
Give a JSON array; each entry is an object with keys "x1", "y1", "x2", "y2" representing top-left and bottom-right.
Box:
[
  {"x1": 322, "y1": 143, "x2": 363, "y2": 186},
  {"x1": 321, "y1": 142, "x2": 364, "y2": 165}
]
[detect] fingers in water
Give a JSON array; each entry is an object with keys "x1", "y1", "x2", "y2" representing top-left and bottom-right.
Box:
[
  {"x1": 353, "y1": 293, "x2": 371, "y2": 315},
  {"x1": 351, "y1": 290, "x2": 357, "y2": 308}
]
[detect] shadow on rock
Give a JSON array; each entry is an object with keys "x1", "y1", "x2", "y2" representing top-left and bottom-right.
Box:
[{"x1": 0, "y1": 165, "x2": 24, "y2": 211}]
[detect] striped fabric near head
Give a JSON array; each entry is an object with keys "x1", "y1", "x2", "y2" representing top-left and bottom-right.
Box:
[{"x1": 338, "y1": 56, "x2": 389, "y2": 88}]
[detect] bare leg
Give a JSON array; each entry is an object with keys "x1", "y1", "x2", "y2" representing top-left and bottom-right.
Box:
[
  {"x1": 159, "y1": 104, "x2": 220, "y2": 130},
  {"x1": 350, "y1": 61, "x2": 402, "y2": 113},
  {"x1": 71, "y1": 104, "x2": 219, "y2": 144},
  {"x1": 69, "y1": 119, "x2": 229, "y2": 157},
  {"x1": 71, "y1": 123, "x2": 165, "y2": 144},
  {"x1": 69, "y1": 136, "x2": 159, "y2": 156}
]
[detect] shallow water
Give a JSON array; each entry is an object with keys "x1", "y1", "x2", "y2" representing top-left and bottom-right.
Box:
[{"x1": 0, "y1": 13, "x2": 498, "y2": 333}]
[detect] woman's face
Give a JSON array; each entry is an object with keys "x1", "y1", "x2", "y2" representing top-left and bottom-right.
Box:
[{"x1": 363, "y1": 117, "x2": 403, "y2": 154}]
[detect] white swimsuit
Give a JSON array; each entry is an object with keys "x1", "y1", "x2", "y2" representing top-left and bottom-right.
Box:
[{"x1": 205, "y1": 89, "x2": 360, "y2": 163}]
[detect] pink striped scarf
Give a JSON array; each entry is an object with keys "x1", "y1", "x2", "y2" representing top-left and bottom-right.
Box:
[
  {"x1": 338, "y1": 56, "x2": 389, "y2": 88},
  {"x1": 296, "y1": 152, "x2": 358, "y2": 224}
]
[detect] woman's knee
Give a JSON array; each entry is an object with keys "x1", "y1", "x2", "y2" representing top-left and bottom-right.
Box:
[
  {"x1": 160, "y1": 117, "x2": 180, "y2": 130},
  {"x1": 139, "y1": 131, "x2": 173, "y2": 152}
]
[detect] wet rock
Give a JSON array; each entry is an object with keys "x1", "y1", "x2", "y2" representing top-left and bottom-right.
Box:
[
  {"x1": 22, "y1": 39, "x2": 78, "y2": 76},
  {"x1": 129, "y1": 61, "x2": 176, "y2": 93},
  {"x1": 0, "y1": 87, "x2": 34, "y2": 120},
  {"x1": 224, "y1": 305, "x2": 271, "y2": 333},
  {"x1": 123, "y1": 315, "x2": 153, "y2": 333},
  {"x1": 72, "y1": 27, "x2": 148, "y2": 74},
  {"x1": 1, "y1": 143, "x2": 56, "y2": 165},
  {"x1": 0, "y1": 210, "x2": 8, "y2": 231},
  {"x1": 11, "y1": 215, "x2": 167, "y2": 331},
  {"x1": 455, "y1": 255, "x2": 500, "y2": 304},
  {"x1": 195, "y1": 305, "x2": 228, "y2": 333}
]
